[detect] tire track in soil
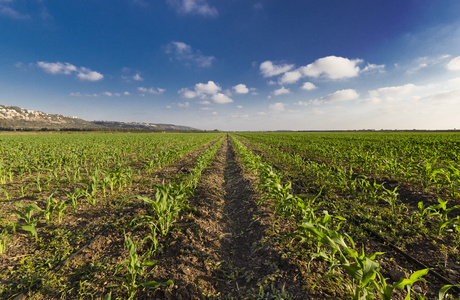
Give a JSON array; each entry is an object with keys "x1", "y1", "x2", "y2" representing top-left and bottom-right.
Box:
[
  {"x1": 152, "y1": 136, "x2": 305, "y2": 299},
  {"x1": 216, "y1": 136, "x2": 306, "y2": 299}
]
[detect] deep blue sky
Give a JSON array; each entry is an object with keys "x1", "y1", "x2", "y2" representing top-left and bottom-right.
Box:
[{"x1": 1, "y1": 0, "x2": 460, "y2": 130}]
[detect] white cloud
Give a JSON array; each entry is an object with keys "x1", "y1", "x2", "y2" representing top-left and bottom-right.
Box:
[
  {"x1": 212, "y1": 93, "x2": 233, "y2": 104},
  {"x1": 279, "y1": 70, "x2": 302, "y2": 84},
  {"x1": 421, "y1": 88, "x2": 460, "y2": 104},
  {"x1": 198, "y1": 100, "x2": 211, "y2": 105},
  {"x1": 405, "y1": 55, "x2": 452, "y2": 74},
  {"x1": 178, "y1": 102, "x2": 190, "y2": 108},
  {"x1": 269, "y1": 102, "x2": 286, "y2": 112},
  {"x1": 165, "y1": 41, "x2": 215, "y2": 67},
  {"x1": 179, "y1": 88, "x2": 198, "y2": 99},
  {"x1": 233, "y1": 84, "x2": 249, "y2": 94},
  {"x1": 195, "y1": 81, "x2": 221, "y2": 95},
  {"x1": 133, "y1": 73, "x2": 144, "y2": 81},
  {"x1": 273, "y1": 86, "x2": 290, "y2": 96},
  {"x1": 369, "y1": 84, "x2": 417, "y2": 98},
  {"x1": 260, "y1": 61, "x2": 294, "y2": 77},
  {"x1": 299, "y1": 56, "x2": 362, "y2": 79},
  {"x1": 312, "y1": 89, "x2": 359, "y2": 104},
  {"x1": 37, "y1": 62, "x2": 77, "y2": 75},
  {"x1": 138, "y1": 87, "x2": 165, "y2": 95},
  {"x1": 237, "y1": 105, "x2": 243, "y2": 109},
  {"x1": 361, "y1": 63, "x2": 385, "y2": 73},
  {"x1": 167, "y1": 0, "x2": 218, "y2": 17},
  {"x1": 77, "y1": 68, "x2": 104, "y2": 81},
  {"x1": 70, "y1": 91, "x2": 130, "y2": 97},
  {"x1": 180, "y1": 81, "x2": 221, "y2": 98},
  {"x1": 301, "y1": 82, "x2": 317, "y2": 91},
  {"x1": 448, "y1": 77, "x2": 460, "y2": 86},
  {"x1": 447, "y1": 56, "x2": 460, "y2": 71},
  {"x1": 179, "y1": 81, "x2": 232, "y2": 104},
  {"x1": 37, "y1": 61, "x2": 103, "y2": 81}
]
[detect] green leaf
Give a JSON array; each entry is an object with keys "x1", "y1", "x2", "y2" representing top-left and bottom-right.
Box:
[
  {"x1": 393, "y1": 268, "x2": 429, "y2": 289},
  {"x1": 142, "y1": 260, "x2": 156, "y2": 267},
  {"x1": 142, "y1": 279, "x2": 173, "y2": 289},
  {"x1": 361, "y1": 258, "x2": 380, "y2": 285},
  {"x1": 438, "y1": 284, "x2": 460, "y2": 300}
]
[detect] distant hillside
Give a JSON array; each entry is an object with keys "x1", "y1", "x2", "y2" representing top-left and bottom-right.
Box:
[
  {"x1": 90, "y1": 121, "x2": 198, "y2": 131},
  {"x1": 0, "y1": 105, "x2": 197, "y2": 131},
  {"x1": 0, "y1": 105, "x2": 101, "y2": 130}
]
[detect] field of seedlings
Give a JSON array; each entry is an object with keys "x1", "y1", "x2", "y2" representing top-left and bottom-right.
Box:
[{"x1": 1, "y1": 131, "x2": 459, "y2": 299}]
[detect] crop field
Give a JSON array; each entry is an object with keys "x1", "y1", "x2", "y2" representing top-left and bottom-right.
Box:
[{"x1": 0, "y1": 131, "x2": 459, "y2": 299}]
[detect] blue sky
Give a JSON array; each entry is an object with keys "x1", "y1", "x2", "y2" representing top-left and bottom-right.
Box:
[{"x1": 1, "y1": 0, "x2": 460, "y2": 131}]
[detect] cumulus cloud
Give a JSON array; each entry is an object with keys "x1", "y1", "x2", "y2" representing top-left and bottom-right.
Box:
[
  {"x1": 133, "y1": 73, "x2": 144, "y2": 81},
  {"x1": 37, "y1": 61, "x2": 103, "y2": 81},
  {"x1": 369, "y1": 84, "x2": 417, "y2": 98},
  {"x1": 269, "y1": 102, "x2": 286, "y2": 112},
  {"x1": 262, "y1": 56, "x2": 376, "y2": 88},
  {"x1": 179, "y1": 88, "x2": 198, "y2": 99},
  {"x1": 273, "y1": 86, "x2": 290, "y2": 96},
  {"x1": 301, "y1": 82, "x2": 317, "y2": 91},
  {"x1": 102, "y1": 92, "x2": 113, "y2": 96},
  {"x1": 320, "y1": 89, "x2": 359, "y2": 102},
  {"x1": 37, "y1": 62, "x2": 77, "y2": 75},
  {"x1": 167, "y1": 0, "x2": 218, "y2": 17},
  {"x1": 77, "y1": 67, "x2": 104, "y2": 81},
  {"x1": 233, "y1": 84, "x2": 249, "y2": 94},
  {"x1": 260, "y1": 61, "x2": 294, "y2": 77},
  {"x1": 198, "y1": 100, "x2": 211, "y2": 105},
  {"x1": 138, "y1": 87, "x2": 166, "y2": 95},
  {"x1": 279, "y1": 70, "x2": 302, "y2": 84},
  {"x1": 179, "y1": 81, "x2": 233, "y2": 104},
  {"x1": 195, "y1": 81, "x2": 221, "y2": 95},
  {"x1": 447, "y1": 56, "x2": 460, "y2": 71},
  {"x1": 302, "y1": 89, "x2": 359, "y2": 105},
  {"x1": 299, "y1": 56, "x2": 362, "y2": 79},
  {"x1": 165, "y1": 41, "x2": 215, "y2": 67},
  {"x1": 212, "y1": 93, "x2": 233, "y2": 104}
]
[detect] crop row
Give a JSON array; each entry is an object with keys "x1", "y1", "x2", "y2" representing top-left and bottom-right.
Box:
[
  {"x1": 0, "y1": 132, "x2": 223, "y2": 299},
  {"x1": 237, "y1": 132, "x2": 460, "y2": 199},
  {"x1": 230, "y1": 133, "x2": 460, "y2": 299}
]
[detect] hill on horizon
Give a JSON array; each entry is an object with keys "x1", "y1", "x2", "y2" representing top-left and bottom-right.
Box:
[{"x1": 0, "y1": 104, "x2": 198, "y2": 131}]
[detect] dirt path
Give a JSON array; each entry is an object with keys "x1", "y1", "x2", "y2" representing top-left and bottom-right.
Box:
[{"x1": 149, "y1": 136, "x2": 305, "y2": 299}]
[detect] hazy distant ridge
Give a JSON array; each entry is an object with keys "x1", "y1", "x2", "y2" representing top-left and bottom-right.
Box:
[{"x1": 0, "y1": 105, "x2": 197, "y2": 131}]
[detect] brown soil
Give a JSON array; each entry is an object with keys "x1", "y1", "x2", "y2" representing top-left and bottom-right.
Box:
[
  {"x1": 142, "y1": 136, "x2": 307, "y2": 299},
  {"x1": 235, "y1": 136, "x2": 460, "y2": 299},
  {"x1": 0, "y1": 137, "x2": 222, "y2": 300}
]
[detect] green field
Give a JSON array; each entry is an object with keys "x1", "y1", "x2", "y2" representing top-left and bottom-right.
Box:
[{"x1": 0, "y1": 132, "x2": 459, "y2": 299}]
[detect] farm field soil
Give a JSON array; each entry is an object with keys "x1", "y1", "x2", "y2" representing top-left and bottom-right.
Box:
[
  {"x1": 142, "y1": 137, "x2": 307, "y2": 299},
  {"x1": 0, "y1": 136, "x2": 221, "y2": 299},
  {"x1": 236, "y1": 136, "x2": 460, "y2": 299}
]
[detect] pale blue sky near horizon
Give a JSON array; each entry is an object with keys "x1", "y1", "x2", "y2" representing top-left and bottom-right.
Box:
[{"x1": 1, "y1": 0, "x2": 460, "y2": 130}]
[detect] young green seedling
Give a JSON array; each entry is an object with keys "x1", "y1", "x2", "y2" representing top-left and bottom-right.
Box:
[{"x1": 110, "y1": 236, "x2": 172, "y2": 300}]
